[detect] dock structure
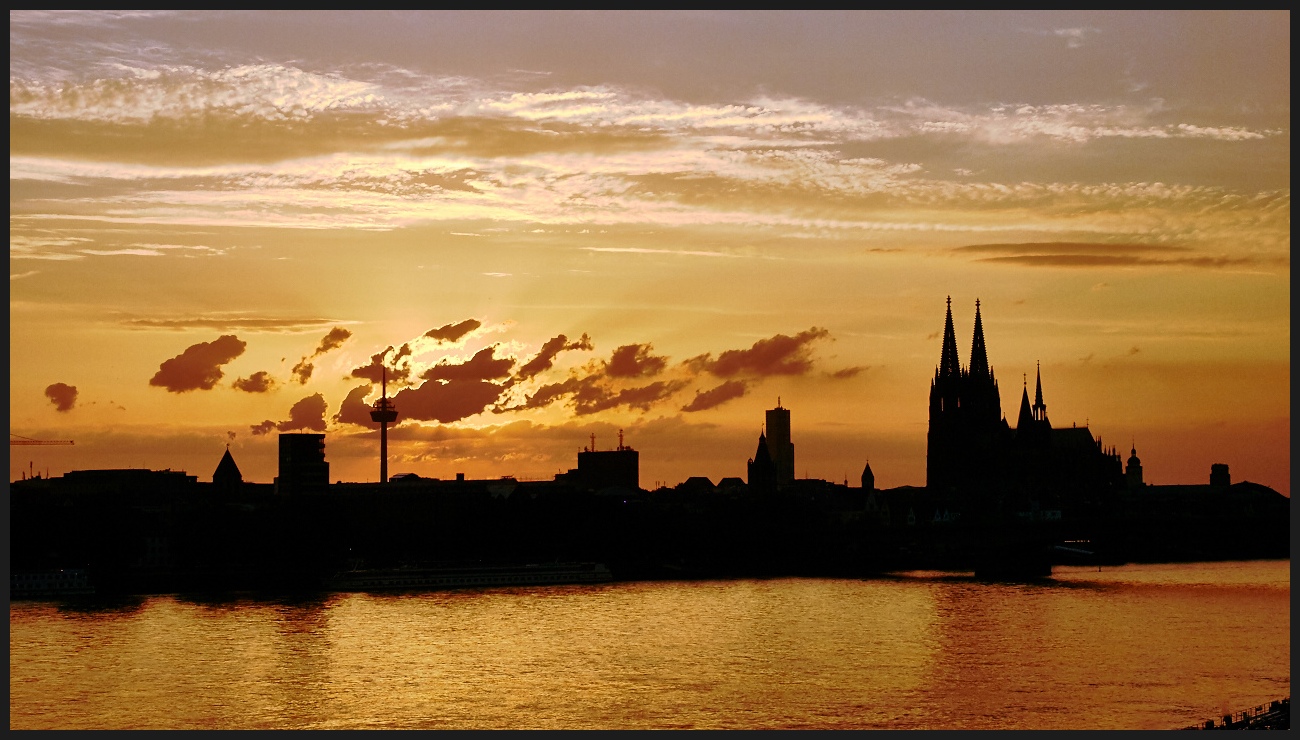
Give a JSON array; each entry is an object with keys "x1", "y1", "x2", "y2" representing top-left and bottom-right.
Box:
[{"x1": 1181, "y1": 697, "x2": 1288, "y2": 730}]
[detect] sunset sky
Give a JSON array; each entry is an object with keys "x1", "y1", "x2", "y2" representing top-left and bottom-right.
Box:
[{"x1": 10, "y1": 11, "x2": 1290, "y2": 494}]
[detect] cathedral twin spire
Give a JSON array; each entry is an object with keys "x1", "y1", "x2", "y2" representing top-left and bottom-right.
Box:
[
  {"x1": 969, "y1": 299, "x2": 990, "y2": 378},
  {"x1": 936, "y1": 296, "x2": 994, "y2": 382},
  {"x1": 939, "y1": 296, "x2": 962, "y2": 377}
]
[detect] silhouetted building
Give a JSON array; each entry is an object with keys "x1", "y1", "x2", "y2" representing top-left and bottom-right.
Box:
[
  {"x1": 926, "y1": 298, "x2": 1123, "y2": 506},
  {"x1": 765, "y1": 402, "x2": 795, "y2": 484},
  {"x1": 560, "y1": 431, "x2": 639, "y2": 491},
  {"x1": 717, "y1": 477, "x2": 746, "y2": 494},
  {"x1": 59, "y1": 468, "x2": 198, "y2": 498},
  {"x1": 748, "y1": 430, "x2": 777, "y2": 492},
  {"x1": 678, "y1": 476, "x2": 716, "y2": 495},
  {"x1": 927, "y1": 297, "x2": 1008, "y2": 496},
  {"x1": 276, "y1": 433, "x2": 329, "y2": 495},
  {"x1": 1126, "y1": 445, "x2": 1144, "y2": 489},
  {"x1": 1210, "y1": 463, "x2": 1231, "y2": 488},
  {"x1": 861, "y1": 461, "x2": 875, "y2": 491},
  {"x1": 212, "y1": 446, "x2": 243, "y2": 492}
]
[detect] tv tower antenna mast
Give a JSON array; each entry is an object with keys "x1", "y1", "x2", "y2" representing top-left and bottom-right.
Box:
[{"x1": 369, "y1": 364, "x2": 399, "y2": 483}]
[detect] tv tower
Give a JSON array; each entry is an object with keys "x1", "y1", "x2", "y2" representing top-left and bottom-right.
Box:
[{"x1": 369, "y1": 365, "x2": 399, "y2": 483}]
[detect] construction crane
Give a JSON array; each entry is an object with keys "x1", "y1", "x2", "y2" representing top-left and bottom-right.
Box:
[{"x1": 10, "y1": 434, "x2": 74, "y2": 446}]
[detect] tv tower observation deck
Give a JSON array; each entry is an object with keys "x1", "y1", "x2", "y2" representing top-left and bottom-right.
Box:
[{"x1": 370, "y1": 366, "x2": 399, "y2": 483}]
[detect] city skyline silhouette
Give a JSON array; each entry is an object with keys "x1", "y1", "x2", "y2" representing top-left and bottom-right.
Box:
[
  {"x1": 10, "y1": 11, "x2": 1289, "y2": 492},
  {"x1": 8, "y1": 12, "x2": 1288, "y2": 732}
]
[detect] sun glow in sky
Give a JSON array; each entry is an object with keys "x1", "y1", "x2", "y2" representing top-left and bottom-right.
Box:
[{"x1": 9, "y1": 11, "x2": 1289, "y2": 493}]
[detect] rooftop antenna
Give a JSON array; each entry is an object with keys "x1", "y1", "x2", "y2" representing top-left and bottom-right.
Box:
[
  {"x1": 590, "y1": 433, "x2": 596, "y2": 452},
  {"x1": 370, "y1": 363, "x2": 399, "y2": 484},
  {"x1": 618, "y1": 429, "x2": 625, "y2": 450}
]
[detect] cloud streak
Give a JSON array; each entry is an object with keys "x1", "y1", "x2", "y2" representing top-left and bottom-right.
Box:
[
  {"x1": 424, "y1": 318, "x2": 482, "y2": 343},
  {"x1": 681, "y1": 380, "x2": 748, "y2": 412},
  {"x1": 694, "y1": 328, "x2": 830, "y2": 378},
  {"x1": 516, "y1": 333, "x2": 593, "y2": 381},
  {"x1": 955, "y1": 242, "x2": 1281, "y2": 270},
  {"x1": 292, "y1": 326, "x2": 354, "y2": 384}
]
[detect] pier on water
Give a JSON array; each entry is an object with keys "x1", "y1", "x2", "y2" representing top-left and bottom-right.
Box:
[{"x1": 1181, "y1": 697, "x2": 1288, "y2": 730}]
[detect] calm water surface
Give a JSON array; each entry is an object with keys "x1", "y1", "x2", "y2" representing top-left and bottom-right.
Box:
[{"x1": 10, "y1": 560, "x2": 1289, "y2": 729}]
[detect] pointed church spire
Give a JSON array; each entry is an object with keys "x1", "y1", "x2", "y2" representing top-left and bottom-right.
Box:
[
  {"x1": 1032, "y1": 361, "x2": 1048, "y2": 423},
  {"x1": 969, "y1": 298, "x2": 990, "y2": 378},
  {"x1": 1016, "y1": 375, "x2": 1034, "y2": 430},
  {"x1": 939, "y1": 295, "x2": 961, "y2": 376},
  {"x1": 213, "y1": 446, "x2": 243, "y2": 488}
]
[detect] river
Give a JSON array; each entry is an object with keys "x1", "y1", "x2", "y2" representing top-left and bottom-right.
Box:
[{"x1": 9, "y1": 560, "x2": 1289, "y2": 729}]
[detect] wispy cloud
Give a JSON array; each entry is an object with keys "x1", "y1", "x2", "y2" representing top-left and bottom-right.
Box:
[
  {"x1": 582, "y1": 247, "x2": 738, "y2": 258},
  {"x1": 955, "y1": 242, "x2": 1284, "y2": 270},
  {"x1": 1053, "y1": 27, "x2": 1100, "y2": 49},
  {"x1": 122, "y1": 316, "x2": 348, "y2": 332}
]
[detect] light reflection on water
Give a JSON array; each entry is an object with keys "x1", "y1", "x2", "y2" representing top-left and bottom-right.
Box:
[{"x1": 10, "y1": 560, "x2": 1289, "y2": 729}]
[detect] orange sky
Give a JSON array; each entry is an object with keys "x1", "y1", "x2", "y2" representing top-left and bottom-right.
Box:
[{"x1": 10, "y1": 11, "x2": 1290, "y2": 494}]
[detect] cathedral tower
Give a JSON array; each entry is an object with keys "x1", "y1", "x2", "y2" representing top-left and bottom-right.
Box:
[{"x1": 926, "y1": 297, "x2": 1009, "y2": 495}]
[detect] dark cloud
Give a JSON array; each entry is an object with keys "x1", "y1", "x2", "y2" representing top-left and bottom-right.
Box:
[
  {"x1": 149, "y1": 334, "x2": 246, "y2": 393},
  {"x1": 699, "y1": 328, "x2": 830, "y2": 378},
  {"x1": 44, "y1": 382, "x2": 77, "y2": 411},
  {"x1": 351, "y1": 344, "x2": 413, "y2": 384},
  {"x1": 290, "y1": 359, "x2": 314, "y2": 384},
  {"x1": 250, "y1": 393, "x2": 329, "y2": 435},
  {"x1": 290, "y1": 327, "x2": 352, "y2": 384},
  {"x1": 424, "y1": 319, "x2": 482, "y2": 343},
  {"x1": 518, "y1": 377, "x2": 585, "y2": 411},
  {"x1": 422, "y1": 346, "x2": 515, "y2": 382},
  {"x1": 682, "y1": 353, "x2": 713, "y2": 374},
  {"x1": 313, "y1": 327, "x2": 353, "y2": 355},
  {"x1": 605, "y1": 343, "x2": 668, "y2": 378},
  {"x1": 955, "y1": 242, "x2": 1193, "y2": 255},
  {"x1": 279, "y1": 393, "x2": 328, "y2": 432},
  {"x1": 516, "y1": 375, "x2": 687, "y2": 416},
  {"x1": 392, "y1": 379, "x2": 507, "y2": 423},
  {"x1": 516, "y1": 333, "x2": 593, "y2": 380},
  {"x1": 681, "y1": 380, "x2": 748, "y2": 412},
  {"x1": 574, "y1": 380, "x2": 688, "y2": 416},
  {"x1": 227, "y1": 431, "x2": 237, "y2": 441},
  {"x1": 232, "y1": 370, "x2": 276, "y2": 393},
  {"x1": 828, "y1": 366, "x2": 868, "y2": 379},
  {"x1": 334, "y1": 384, "x2": 375, "y2": 426},
  {"x1": 975, "y1": 254, "x2": 1262, "y2": 269}
]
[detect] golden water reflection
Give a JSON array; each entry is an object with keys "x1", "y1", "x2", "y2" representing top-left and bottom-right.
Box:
[{"x1": 10, "y1": 561, "x2": 1289, "y2": 729}]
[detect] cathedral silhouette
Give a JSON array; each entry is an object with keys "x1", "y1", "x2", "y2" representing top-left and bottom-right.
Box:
[{"x1": 927, "y1": 298, "x2": 1123, "y2": 513}]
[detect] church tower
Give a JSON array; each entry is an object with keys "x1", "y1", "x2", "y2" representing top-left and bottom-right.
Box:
[
  {"x1": 212, "y1": 445, "x2": 243, "y2": 493},
  {"x1": 1126, "y1": 444, "x2": 1144, "y2": 489},
  {"x1": 927, "y1": 297, "x2": 1009, "y2": 495},
  {"x1": 748, "y1": 429, "x2": 777, "y2": 492},
  {"x1": 765, "y1": 400, "x2": 794, "y2": 485}
]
